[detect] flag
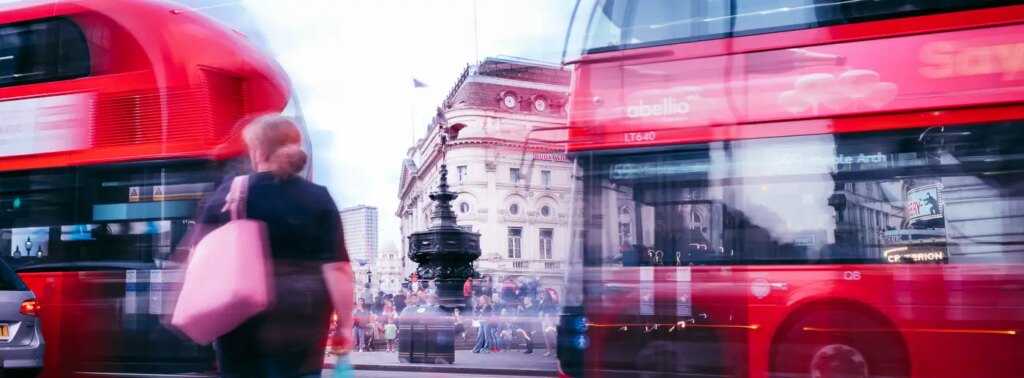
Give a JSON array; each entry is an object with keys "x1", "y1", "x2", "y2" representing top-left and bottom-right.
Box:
[{"x1": 413, "y1": 78, "x2": 427, "y2": 88}]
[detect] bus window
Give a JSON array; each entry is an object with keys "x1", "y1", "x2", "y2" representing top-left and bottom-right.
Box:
[
  {"x1": 576, "y1": 0, "x2": 1012, "y2": 54},
  {"x1": 0, "y1": 18, "x2": 90, "y2": 88},
  {"x1": 579, "y1": 121, "x2": 1024, "y2": 267},
  {"x1": 0, "y1": 161, "x2": 221, "y2": 272}
]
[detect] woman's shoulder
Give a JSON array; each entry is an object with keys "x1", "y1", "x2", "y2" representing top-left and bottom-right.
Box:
[
  {"x1": 261, "y1": 175, "x2": 337, "y2": 208},
  {"x1": 301, "y1": 180, "x2": 337, "y2": 208},
  {"x1": 251, "y1": 172, "x2": 329, "y2": 192}
]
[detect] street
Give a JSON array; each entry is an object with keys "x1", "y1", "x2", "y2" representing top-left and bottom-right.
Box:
[
  {"x1": 325, "y1": 349, "x2": 559, "y2": 377},
  {"x1": 323, "y1": 371, "x2": 547, "y2": 378}
]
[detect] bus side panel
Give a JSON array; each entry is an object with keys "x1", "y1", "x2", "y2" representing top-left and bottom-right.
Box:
[{"x1": 20, "y1": 271, "x2": 96, "y2": 378}]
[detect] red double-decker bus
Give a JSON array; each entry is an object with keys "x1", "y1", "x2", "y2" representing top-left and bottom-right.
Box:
[
  {"x1": 0, "y1": 0, "x2": 304, "y2": 375},
  {"x1": 558, "y1": 1, "x2": 1024, "y2": 377}
]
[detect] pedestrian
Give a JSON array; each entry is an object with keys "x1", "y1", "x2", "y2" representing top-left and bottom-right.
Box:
[
  {"x1": 489, "y1": 300, "x2": 502, "y2": 352},
  {"x1": 517, "y1": 296, "x2": 538, "y2": 354},
  {"x1": 394, "y1": 290, "x2": 407, "y2": 314},
  {"x1": 422, "y1": 292, "x2": 437, "y2": 305},
  {"x1": 471, "y1": 295, "x2": 494, "y2": 354},
  {"x1": 538, "y1": 291, "x2": 558, "y2": 356},
  {"x1": 373, "y1": 291, "x2": 385, "y2": 314},
  {"x1": 406, "y1": 292, "x2": 420, "y2": 308},
  {"x1": 463, "y1": 278, "x2": 474, "y2": 309},
  {"x1": 481, "y1": 277, "x2": 493, "y2": 298},
  {"x1": 196, "y1": 115, "x2": 351, "y2": 377},
  {"x1": 384, "y1": 318, "x2": 398, "y2": 353},
  {"x1": 365, "y1": 314, "x2": 380, "y2": 351},
  {"x1": 360, "y1": 285, "x2": 373, "y2": 306},
  {"x1": 352, "y1": 298, "x2": 368, "y2": 352},
  {"x1": 496, "y1": 308, "x2": 514, "y2": 351},
  {"x1": 381, "y1": 300, "x2": 397, "y2": 324}
]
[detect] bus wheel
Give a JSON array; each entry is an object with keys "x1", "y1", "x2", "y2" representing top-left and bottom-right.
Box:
[
  {"x1": 809, "y1": 344, "x2": 868, "y2": 378},
  {"x1": 773, "y1": 311, "x2": 909, "y2": 378}
]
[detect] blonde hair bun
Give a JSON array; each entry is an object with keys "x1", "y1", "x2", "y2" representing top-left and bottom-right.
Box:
[
  {"x1": 242, "y1": 114, "x2": 307, "y2": 179},
  {"x1": 269, "y1": 144, "x2": 308, "y2": 178}
]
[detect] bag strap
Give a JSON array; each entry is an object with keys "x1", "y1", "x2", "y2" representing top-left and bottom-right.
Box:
[{"x1": 223, "y1": 175, "x2": 250, "y2": 220}]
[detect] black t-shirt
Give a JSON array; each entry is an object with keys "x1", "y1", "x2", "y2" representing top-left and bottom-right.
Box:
[
  {"x1": 538, "y1": 300, "x2": 558, "y2": 318},
  {"x1": 199, "y1": 172, "x2": 347, "y2": 262},
  {"x1": 197, "y1": 172, "x2": 348, "y2": 353}
]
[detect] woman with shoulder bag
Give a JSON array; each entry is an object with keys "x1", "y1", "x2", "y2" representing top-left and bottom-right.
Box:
[{"x1": 194, "y1": 115, "x2": 352, "y2": 377}]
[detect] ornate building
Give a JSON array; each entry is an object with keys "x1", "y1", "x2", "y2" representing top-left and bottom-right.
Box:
[
  {"x1": 397, "y1": 57, "x2": 572, "y2": 297},
  {"x1": 375, "y1": 241, "x2": 404, "y2": 294}
]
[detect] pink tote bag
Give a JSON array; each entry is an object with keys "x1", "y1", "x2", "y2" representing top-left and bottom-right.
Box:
[{"x1": 171, "y1": 175, "x2": 274, "y2": 345}]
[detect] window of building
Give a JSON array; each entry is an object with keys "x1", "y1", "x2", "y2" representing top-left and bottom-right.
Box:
[
  {"x1": 459, "y1": 202, "x2": 470, "y2": 214},
  {"x1": 541, "y1": 205, "x2": 552, "y2": 217},
  {"x1": 457, "y1": 165, "x2": 468, "y2": 183},
  {"x1": 509, "y1": 203, "x2": 520, "y2": 215},
  {"x1": 541, "y1": 170, "x2": 551, "y2": 187},
  {"x1": 510, "y1": 168, "x2": 521, "y2": 184},
  {"x1": 540, "y1": 228, "x2": 553, "y2": 260},
  {"x1": 507, "y1": 227, "x2": 523, "y2": 259}
]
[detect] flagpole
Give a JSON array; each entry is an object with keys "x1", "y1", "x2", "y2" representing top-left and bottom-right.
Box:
[
  {"x1": 410, "y1": 103, "x2": 416, "y2": 145},
  {"x1": 472, "y1": 0, "x2": 479, "y2": 63},
  {"x1": 411, "y1": 79, "x2": 428, "y2": 145}
]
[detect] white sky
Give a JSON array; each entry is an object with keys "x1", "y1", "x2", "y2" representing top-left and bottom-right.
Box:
[{"x1": 237, "y1": 1, "x2": 577, "y2": 248}]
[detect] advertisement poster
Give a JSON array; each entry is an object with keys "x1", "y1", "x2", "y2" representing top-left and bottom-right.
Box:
[
  {"x1": 906, "y1": 184, "x2": 943, "y2": 222},
  {"x1": 0, "y1": 93, "x2": 92, "y2": 158}
]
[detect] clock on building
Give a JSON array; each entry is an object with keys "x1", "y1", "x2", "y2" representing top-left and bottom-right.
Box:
[
  {"x1": 502, "y1": 92, "x2": 518, "y2": 109},
  {"x1": 533, "y1": 97, "x2": 547, "y2": 112}
]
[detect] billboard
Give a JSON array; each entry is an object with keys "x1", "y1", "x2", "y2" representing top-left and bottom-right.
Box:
[{"x1": 906, "y1": 184, "x2": 943, "y2": 223}]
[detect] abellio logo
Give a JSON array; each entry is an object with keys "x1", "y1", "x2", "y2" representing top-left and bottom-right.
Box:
[{"x1": 626, "y1": 97, "x2": 692, "y2": 118}]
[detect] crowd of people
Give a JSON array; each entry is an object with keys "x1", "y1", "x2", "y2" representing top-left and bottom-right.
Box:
[
  {"x1": 339, "y1": 278, "x2": 560, "y2": 356},
  {"x1": 468, "y1": 290, "x2": 559, "y2": 356}
]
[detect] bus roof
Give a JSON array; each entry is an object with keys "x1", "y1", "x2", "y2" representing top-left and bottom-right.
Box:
[{"x1": 0, "y1": 0, "x2": 291, "y2": 172}]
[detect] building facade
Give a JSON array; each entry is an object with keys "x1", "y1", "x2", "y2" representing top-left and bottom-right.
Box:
[
  {"x1": 397, "y1": 57, "x2": 572, "y2": 298},
  {"x1": 375, "y1": 241, "x2": 404, "y2": 294},
  {"x1": 340, "y1": 205, "x2": 379, "y2": 292}
]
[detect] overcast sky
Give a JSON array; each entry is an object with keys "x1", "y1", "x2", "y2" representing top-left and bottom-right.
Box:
[{"x1": 229, "y1": 1, "x2": 576, "y2": 249}]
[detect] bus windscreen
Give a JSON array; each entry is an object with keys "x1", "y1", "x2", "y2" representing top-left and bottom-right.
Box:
[{"x1": 571, "y1": 0, "x2": 1014, "y2": 57}]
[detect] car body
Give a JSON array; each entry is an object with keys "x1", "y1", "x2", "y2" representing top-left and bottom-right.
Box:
[{"x1": 0, "y1": 259, "x2": 43, "y2": 377}]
